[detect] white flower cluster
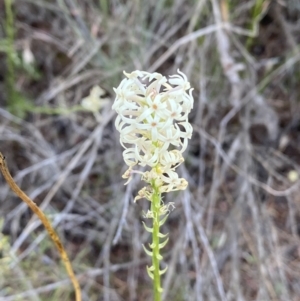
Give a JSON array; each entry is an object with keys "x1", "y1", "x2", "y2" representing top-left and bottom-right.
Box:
[{"x1": 112, "y1": 70, "x2": 193, "y2": 197}]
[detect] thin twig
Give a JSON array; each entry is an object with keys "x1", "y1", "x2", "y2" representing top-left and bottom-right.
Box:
[{"x1": 0, "y1": 153, "x2": 81, "y2": 301}]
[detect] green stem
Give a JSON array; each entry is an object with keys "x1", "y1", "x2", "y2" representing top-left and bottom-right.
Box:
[
  {"x1": 4, "y1": 0, "x2": 16, "y2": 103},
  {"x1": 151, "y1": 184, "x2": 162, "y2": 301},
  {"x1": 246, "y1": 0, "x2": 265, "y2": 49}
]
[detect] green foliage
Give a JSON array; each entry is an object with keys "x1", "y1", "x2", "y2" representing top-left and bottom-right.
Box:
[
  {"x1": 3, "y1": 0, "x2": 40, "y2": 118},
  {"x1": 5, "y1": 0, "x2": 18, "y2": 112},
  {"x1": 246, "y1": 0, "x2": 268, "y2": 49}
]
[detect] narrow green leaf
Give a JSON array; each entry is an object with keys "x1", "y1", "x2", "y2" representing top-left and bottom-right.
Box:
[
  {"x1": 146, "y1": 266, "x2": 154, "y2": 280},
  {"x1": 155, "y1": 253, "x2": 163, "y2": 261},
  {"x1": 159, "y1": 237, "x2": 169, "y2": 249},
  {"x1": 158, "y1": 232, "x2": 168, "y2": 238},
  {"x1": 142, "y1": 221, "x2": 153, "y2": 233},
  {"x1": 159, "y1": 265, "x2": 168, "y2": 275},
  {"x1": 159, "y1": 214, "x2": 169, "y2": 226},
  {"x1": 149, "y1": 242, "x2": 156, "y2": 249},
  {"x1": 142, "y1": 244, "x2": 153, "y2": 257}
]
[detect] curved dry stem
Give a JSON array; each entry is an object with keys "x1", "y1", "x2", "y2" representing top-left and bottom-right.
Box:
[{"x1": 0, "y1": 152, "x2": 81, "y2": 301}]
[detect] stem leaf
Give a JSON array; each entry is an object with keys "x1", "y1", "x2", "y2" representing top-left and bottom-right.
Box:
[
  {"x1": 158, "y1": 232, "x2": 168, "y2": 238},
  {"x1": 142, "y1": 244, "x2": 153, "y2": 257},
  {"x1": 142, "y1": 221, "x2": 153, "y2": 233},
  {"x1": 155, "y1": 253, "x2": 163, "y2": 261},
  {"x1": 159, "y1": 266, "x2": 168, "y2": 275},
  {"x1": 146, "y1": 266, "x2": 154, "y2": 280},
  {"x1": 149, "y1": 242, "x2": 156, "y2": 249},
  {"x1": 159, "y1": 237, "x2": 169, "y2": 249},
  {"x1": 159, "y1": 214, "x2": 169, "y2": 226}
]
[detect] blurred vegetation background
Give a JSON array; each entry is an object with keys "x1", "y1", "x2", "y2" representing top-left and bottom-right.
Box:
[{"x1": 0, "y1": 0, "x2": 300, "y2": 300}]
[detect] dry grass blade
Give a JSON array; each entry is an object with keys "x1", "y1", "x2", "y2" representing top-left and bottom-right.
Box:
[{"x1": 0, "y1": 153, "x2": 81, "y2": 301}]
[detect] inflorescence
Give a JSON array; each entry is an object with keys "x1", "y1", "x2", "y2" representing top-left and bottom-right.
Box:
[
  {"x1": 112, "y1": 69, "x2": 194, "y2": 197},
  {"x1": 113, "y1": 70, "x2": 193, "y2": 286}
]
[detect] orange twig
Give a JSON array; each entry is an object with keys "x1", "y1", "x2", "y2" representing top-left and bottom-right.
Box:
[{"x1": 0, "y1": 152, "x2": 81, "y2": 301}]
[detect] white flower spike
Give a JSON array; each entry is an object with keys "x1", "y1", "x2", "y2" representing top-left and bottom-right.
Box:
[
  {"x1": 113, "y1": 70, "x2": 193, "y2": 298},
  {"x1": 113, "y1": 70, "x2": 193, "y2": 195}
]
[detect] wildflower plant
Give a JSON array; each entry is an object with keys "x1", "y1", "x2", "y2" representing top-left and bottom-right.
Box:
[{"x1": 112, "y1": 70, "x2": 193, "y2": 300}]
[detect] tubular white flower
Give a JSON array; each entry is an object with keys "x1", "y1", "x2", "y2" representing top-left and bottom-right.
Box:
[
  {"x1": 159, "y1": 150, "x2": 184, "y2": 171},
  {"x1": 113, "y1": 70, "x2": 193, "y2": 196},
  {"x1": 168, "y1": 69, "x2": 190, "y2": 90},
  {"x1": 160, "y1": 170, "x2": 188, "y2": 192},
  {"x1": 135, "y1": 144, "x2": 159, "y2": 167},
  {"x1": 123, "y1": 148, "x2": 138, "y2": 167},
  {"x1": 138, "y1": 94, "x2": 168, "y2": 121},
  {"x1": 156, "y1": 126, "x2": 181, "y2": 151}
]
